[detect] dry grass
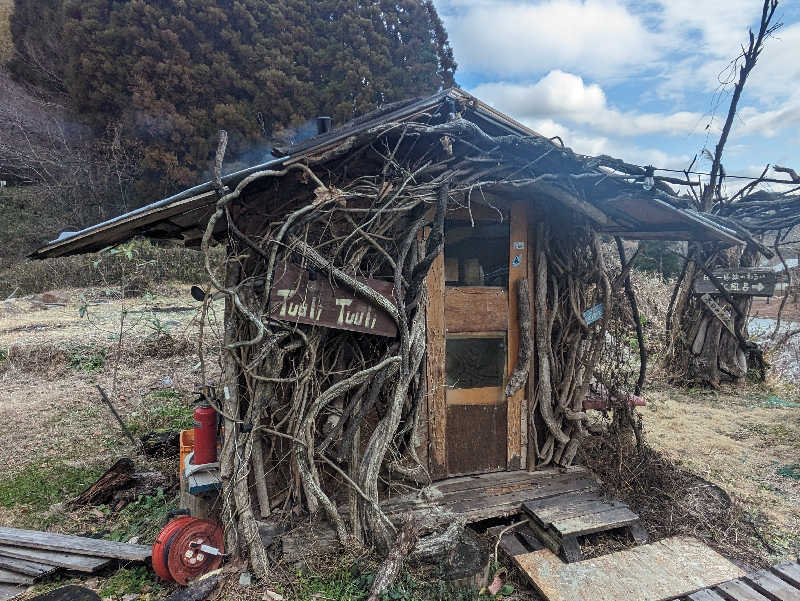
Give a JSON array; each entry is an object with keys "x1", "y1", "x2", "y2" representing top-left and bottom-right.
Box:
[
  {"x1": 0, "y1": 0, "x2": 11, "y2": 65},
  {"x1": 581, "y1": 381, "x2": 800, "y2": 571},
  {"x1": 0, "y1": 284, "x2": 223, "y2": 552}
]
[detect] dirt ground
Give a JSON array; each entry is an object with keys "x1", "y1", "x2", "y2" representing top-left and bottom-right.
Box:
[
  {"x1": 1, "y1": 285, "x2": 799, "y2": 598},
  {"x1": 751, "y1": 296, "x2": 800, "y2": 321}
]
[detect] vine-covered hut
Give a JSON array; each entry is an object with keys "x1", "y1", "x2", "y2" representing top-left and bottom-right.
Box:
[{"x1": 33, "y1": 89, "x2": 742, "y2": 573}]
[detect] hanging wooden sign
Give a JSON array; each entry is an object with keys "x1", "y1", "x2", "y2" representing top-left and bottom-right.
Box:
[
  {"x1": 268, "y1": 263, "x2": 398, "y2": 337},
  {"x1": 693, "y1": 269, "x2": 776, "y2": 296}
]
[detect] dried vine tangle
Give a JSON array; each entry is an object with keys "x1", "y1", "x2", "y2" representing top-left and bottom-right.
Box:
[{"x1": 194, "y1": 105, "x2": 663, "y2": 574}]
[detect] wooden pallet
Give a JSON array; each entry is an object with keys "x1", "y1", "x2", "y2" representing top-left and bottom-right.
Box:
[
  {"x1": 522, "y1": 490, "x2": 647, "y2": 562},
  {"x1": 669, "y1": 559, "x2": 800, "y2": 601},
  {"x1": 501, "y1": 535, "x2": 744, "y2": 601}
]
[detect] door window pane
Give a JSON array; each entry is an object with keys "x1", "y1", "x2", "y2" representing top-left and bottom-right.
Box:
[
  {"x1": 446, "y1": 336, "x2": 506, "y2": 389},
  {"x1": 444, "y1": 221, "x2": 509, "y2": 287}
]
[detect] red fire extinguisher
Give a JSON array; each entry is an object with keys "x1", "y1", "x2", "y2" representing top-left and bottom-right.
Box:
[{"x1": 193, "y1": 401, "x2": 218, "y2": 465}]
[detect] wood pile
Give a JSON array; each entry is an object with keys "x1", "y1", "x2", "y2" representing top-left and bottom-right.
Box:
[{"x1": 0, "y1": 526, "x2": 151, "y2": 600}]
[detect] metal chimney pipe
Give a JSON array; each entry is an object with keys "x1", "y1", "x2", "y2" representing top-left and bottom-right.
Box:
[{"x1": 316, "y1": 116, "x2": 332, "y2": 135}]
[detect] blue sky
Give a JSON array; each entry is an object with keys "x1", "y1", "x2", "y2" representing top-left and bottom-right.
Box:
[{"x1": 433, "y1": 0, "x2": 800, "y2": 195}]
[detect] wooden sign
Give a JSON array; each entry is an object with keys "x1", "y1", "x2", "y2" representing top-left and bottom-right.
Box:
[
  {"x1": 700, "y1": 293, "x2": 736, "y2": 336},
  {"x1": 693, "y1": 269, "x2": 776, "y2": 296},
  {"x1": 268, "y1": 263, "x2": 397, "y2": 337},
  {"x1": 582, "y1": 303, "x2": 605, "y2": 325}
]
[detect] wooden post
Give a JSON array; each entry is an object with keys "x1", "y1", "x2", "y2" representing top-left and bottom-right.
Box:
[
  {"x1": 526, "y1": 210, "x2": 537, "y2": 470},
  {"x1": 507, "y1": 201, "x2": 528, "y2": 470},
  {"x1": 425, "y1": 251, "x2": 447, "y2": 480}
]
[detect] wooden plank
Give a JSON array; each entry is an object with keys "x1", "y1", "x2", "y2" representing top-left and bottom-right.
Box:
[
  {"x1": 384, "y1": 473, "x2": 598, "y2": 518},
  {"x1": 745, "y1": 570, "x2": 800, "y2": 601},
  {"x1": 498, "y1": 534, "x2": 529, "y2": 558},
  {"x1": 513, "y1": 536, "x2": 743, "y2": 601},
  {"x1": 515, "y1": 524, "x2": 545, "y2": 552},
  {"x1": 523, "y1": 490, "x2": 604, "y2": 512},
  {"x1": 689, "y1": 590, "x2": 728, "y2": 601},
  {"x1": 426, "y1": 251, "x2": 447, "y2": 480},
  {"x1": 446, "y1": 386, "x2": 504, "y2": 406},
  {"x1": 381, "y1": 468, "x2": 595, "y2": 517},
  {"x1": 444, "y1": 287, "x2": 508, "y2": 333},
  {"x1": 507, "y1": 200, "x2": 527, "y2": 470},
  {"x1": 0, "y1": 545, "x2": 110, "y2": 573},
  {"x1": 525, "y1": 216, "x2": 536, "y2": 470},
  {"x1": 0, "y1": 584, "x2": 24, "y2": 601},
  {"x1": 551, "y1": 506, "x2": 640, "y2": 537},
  {"x1": 532, "y1": 497, "x2": 629, "y2": 527},
  {"x1": 0, "y1": 527, "x2": 151, "y2": 562},
  {"x1": 717, "y1": 580, "x2": 772, "y2": 601},
  {"x1": 771, "y1": 564, "x2": 800, "y2": 589},
  {"x1": 0, "y1": 556, "x2": 57, "y2": 578},
  {"x1": 0, "y1": 570, "x2": 32, "y2": 585}
]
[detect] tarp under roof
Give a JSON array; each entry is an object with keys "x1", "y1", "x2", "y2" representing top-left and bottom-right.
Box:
[{"x1": 31, "y1": 89, "x2": 742, "y2": 259}]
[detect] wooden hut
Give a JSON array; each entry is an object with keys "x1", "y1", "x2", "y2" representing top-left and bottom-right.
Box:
[{"x1": 33, "y1": 89, "x2": 742, "y2": 564}]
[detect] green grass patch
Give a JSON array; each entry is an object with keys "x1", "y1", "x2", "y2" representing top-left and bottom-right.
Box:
[
  {"x1": 293, "y1": 567, "x2": 484, "y2": 601},
  {"x1": 127, "y1": 390, "x2": 193, "y2": 436},
  {"x1": 99, "y1": 566, "x2": 165, "y2": 599},
  {"x1": 68, "y1": 349, "x2": 106, "y2": 372},
  {"x1": 776, "y1": 464, "x2": 800, "y2": 480},
  {"x1": 763, "y1": 395, "x2": 800, "y2": 409},
  {"x1": 107, "y1": 489, "x2": 177, "y2": 544},
  {"x1": 0, "y1": 462, "x2": 104, "y2": 511}
]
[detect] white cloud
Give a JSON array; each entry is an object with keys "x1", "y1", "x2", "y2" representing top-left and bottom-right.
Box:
[
  {"x1": 472, "y1": 72, "x2": 710, "y2": 137},
  {"x1": 441, "y1": 0, "x2": 660, "y2": 80},
  {"x1": 735, "y1": 92, "x2": 800, "y2": 137},
  {"x1": 518, "y1": 116, "x2": 692, "y2": 169}
]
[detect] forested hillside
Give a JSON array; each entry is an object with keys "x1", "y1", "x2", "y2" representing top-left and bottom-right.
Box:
[{"x1": 0, "y1": 0, "x2": 456, "y2": 264}]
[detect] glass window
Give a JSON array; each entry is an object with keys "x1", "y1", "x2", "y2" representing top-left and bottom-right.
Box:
[
  {"x1": 444, "y1": 221, "x2": 509, "y2": 287},
  {"x1": 446, "y1": 336, "x2": 506, "y2": 389}
]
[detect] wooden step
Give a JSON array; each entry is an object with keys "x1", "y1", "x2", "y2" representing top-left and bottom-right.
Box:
[{"x1": 511, "y1": 536, "x2": 743, "y2": 601}]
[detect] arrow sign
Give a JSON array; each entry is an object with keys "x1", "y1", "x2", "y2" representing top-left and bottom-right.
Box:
[{"x1": 693, "y1": 268, "x2": 776, "y2": 297}]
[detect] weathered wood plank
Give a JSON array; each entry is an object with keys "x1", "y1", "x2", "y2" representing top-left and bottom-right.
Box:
[
  {"x1": 0, "y1": 556, "x2": 57, "y2": 578},
  {"x1": 515, "y1": 524, "x2": 545, "y2": 552},
  {"x1": 551, "y1": 506, "x2": 640, "y2": 537},
  {"x1": 528, "y1": 497, "x2": 628, "y2": 527},
  {"x1": 444, "y1": 287, "x2": 508, "y2": 333},
  {"x1": 384, "y1": 474, "x2": 599, "y2": 520},
  {"x1": 0, "y1": 570, "x2": 32, "y2": 585},
  {"x1": 507, "y1": 200, "x2": 527, "y2": 470},
  {"x1": 0, "y1": 546, "x2": 109, "y2": 573},
  {"x1": 425, "y1": 251, "x2": 447, "y2": 480},
  {"x1": 688, "y1": 590, "x2": 728, "y2": 601},
  {"x1": 513, "y1": 536, "x2": 743, "y2": 601},
  {"x1": 0, "y1": 584, "x2": 25, "y2": 601},
  {"x1": 771, "y1": 564, "x2": 800, "y2": 590},
  {"x1": 382, "y1": 469, "x2": 594, "y2": 515},
  {"x1": 0, "y1": 527, "x2": 151, "y2": 562},
  {"x1": 745, "y1": 569, "x2": 800, "y2": 601},
  {"x1": 717, "y1": 580, "x2": 772, "y2": 601},
  {"x1": 498, "y1": 534, "x2": 529, "y2": 558}
]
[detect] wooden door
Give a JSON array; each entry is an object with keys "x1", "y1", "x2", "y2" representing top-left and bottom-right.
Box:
[{"x1": 426, "y1": 202, "x2": 528, "y2": 479}]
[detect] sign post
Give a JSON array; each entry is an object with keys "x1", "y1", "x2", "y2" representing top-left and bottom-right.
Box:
[{"x1": 693, "y1": 269, "x2": 776, "y2": 297}]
